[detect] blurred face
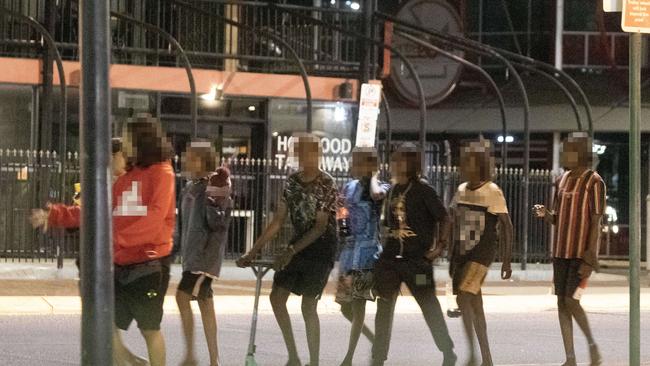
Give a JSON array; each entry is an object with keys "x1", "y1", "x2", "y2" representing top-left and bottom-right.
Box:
[
  {"x1": 111, "y1": 151, "x2": 126, "y2": 177},
  {"x1": 182, "y1": 149, "x2": 209, "y2": 179},
  {"x1": 390, "y1": 152, "x2": 408, "y2": 184},
  {"x1": 351, "y1": 151, "x2": 377, "y2": 178},
  {"x1": 561, "y1": 140, "x2": 587, "y2": 170},
  {"x1": 460, "y1": 152, "x2": 482, "y2": 183},
  {"x1": 294, "y1": 137, "x2": 320, "y2": 171}
]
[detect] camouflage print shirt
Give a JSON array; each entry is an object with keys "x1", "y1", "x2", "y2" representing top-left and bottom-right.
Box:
[{"x1": 283, "y1": 170, "x2": 339, "y2": 263}]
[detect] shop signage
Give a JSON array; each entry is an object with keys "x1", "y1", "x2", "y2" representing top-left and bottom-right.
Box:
[
  {"x1": 622, "y1": 0, "x2": 650, "y2": 32},
  {"x1": 355, "y1": 83, "x2": 383, "y2": 148},
  {"x1": 275, "y1": 135, "x2": 352, "y2": 172}
]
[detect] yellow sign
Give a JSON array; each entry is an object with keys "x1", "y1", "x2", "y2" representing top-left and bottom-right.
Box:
[{"x1": 622, "y1": 0, "x2": 650, "y2": 32}]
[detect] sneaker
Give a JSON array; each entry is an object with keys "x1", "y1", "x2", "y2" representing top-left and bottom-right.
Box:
[
  {"x1": 590, "y1": 344, "x2": 602, "y2": 366},
  {"x1": 447, "y1": 308, "x2": 462, "y2": 318}
]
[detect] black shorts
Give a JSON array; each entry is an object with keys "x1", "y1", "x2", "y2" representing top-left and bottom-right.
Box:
[
  {"x1": 553, "y1": 258, "x2": 585, "y2": 298},
  {"x1": 114, "y1": 261, "x2": 170, "y2": 331},
  {"x1": 373, "y1": 256, "x2": 435, "y2": 299},
  {"x1": 273, "y1": 256, "x2": 332, "y2": 299},
  {"x1": 178, "y1": 272, "x2": 214, "y2": 300}
]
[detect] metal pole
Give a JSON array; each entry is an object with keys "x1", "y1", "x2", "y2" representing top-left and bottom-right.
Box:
[
  {"x1": 42, "y1": 0, "x2": 55, "y2": 152},
  {"x1": 381, "y1": 91, "x2": 391, "y2": 165},
  {"x1": 80, "y1": 0, "x2": 114, "y2": 364},
  {"x1": 360, "y1": 0, "x2": 373, "y2": 84},
  {"x1": 629, "y1": 31, "x2": 641, "y2": 366},
  {"x1": 554, "y1": 0, "x2": 564, "y2": 69},
  {"x1": 646, "y1": 195, "x2": 650, "y2": 271}
]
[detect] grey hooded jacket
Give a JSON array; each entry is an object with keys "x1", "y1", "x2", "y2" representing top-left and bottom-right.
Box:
[{"x1": 173, "y1": 179, "x2": 232, "y2": 278}]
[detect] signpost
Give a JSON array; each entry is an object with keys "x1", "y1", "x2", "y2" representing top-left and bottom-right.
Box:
[
  {"x1": 621, "y1": 1, "x2": 643, "y2": 364},
  {"x1": 355, "y1": 82, "x2": 383, "y2": 148}
]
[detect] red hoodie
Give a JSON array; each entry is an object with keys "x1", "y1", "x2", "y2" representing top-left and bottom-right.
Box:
[{"x1": 48, "y1": 162, "x2": 176, "y2": 265}]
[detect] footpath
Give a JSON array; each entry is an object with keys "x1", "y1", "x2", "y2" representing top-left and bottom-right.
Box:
[{"x1": 0, "y1": 260, "x2": 648, "y2": 316}]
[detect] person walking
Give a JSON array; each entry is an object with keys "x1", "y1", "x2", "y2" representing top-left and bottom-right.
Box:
[
  {"x1": 449, "y1": 140, "x2": 513, "y2": 366},
  {"x1": 237, "y1": 133, "x2": 339, "y2": 366},
  {"x1": 371, "y1": 143, "x2": 457, "y2": 366},
  {"x1": 533, "y1": 132, "x2": 604, "y2": 366},
  {"x1": 335, "y1": 147, "x2": 389, "y2": 366},
  {"x1": 34, "y1": 116, "x2": 176, "y2": 366},
  {"x1": 174, "y1": 141, "x2": 233, "y2": 366}
]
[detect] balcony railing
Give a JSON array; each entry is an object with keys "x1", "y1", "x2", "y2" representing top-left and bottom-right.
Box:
[{"x1": 0, "y1": 0, "x2": 367, "y2": 77}]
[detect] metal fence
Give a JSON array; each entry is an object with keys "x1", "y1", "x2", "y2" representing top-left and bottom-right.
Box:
[
  {"x1": 0, "y1": 0, "x2": 366, "y2": 77},
  {"x1": 0, "y1": 149, "x2": 555, "y2": 265},
  {"x1": 0, "y1": 149, "x2": 79, "y2": 266}
]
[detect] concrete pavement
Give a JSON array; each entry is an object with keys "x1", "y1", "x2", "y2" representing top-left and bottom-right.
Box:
[{"x1": 0, "y1": 260, "x2": 647, "y2": 316}]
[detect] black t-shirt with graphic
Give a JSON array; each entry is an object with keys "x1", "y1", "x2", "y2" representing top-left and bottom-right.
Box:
[
  {"x1": 382, "y1": 179, "x2": 448, "y2": 260},
  {"x1": 451, "y1": 181, "x2": 509, "y2": 266},
  {"x1": 282, "y1": 170, "x2": 339, "y2": 264}
]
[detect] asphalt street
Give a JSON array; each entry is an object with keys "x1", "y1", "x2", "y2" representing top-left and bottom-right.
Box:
[{"x1": 1, "y1": 310, "x2": 649, "y2": 365}]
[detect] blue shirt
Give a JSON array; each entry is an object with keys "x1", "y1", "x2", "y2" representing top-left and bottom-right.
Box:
[{"x1": 338, "y1": 178, "x2": 388, "y2": 273}]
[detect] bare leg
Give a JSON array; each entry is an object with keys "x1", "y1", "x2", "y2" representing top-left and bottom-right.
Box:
[
  {"x1": 198, "y1": 297, "x2": 220, "y2": 366},
  {"x1": 176, "y1": 290, "x2": 196, "y2": 364},
  {"x1": 557, "y1": 296, "x2": 576, "y2": 365},
  {"x1": 471, "y1": 292, "x2": 492, "y2": 366},
  {"x1": 565, "y1": 297, "x2": 595, "y2": 344},
  {"x1": 457, "y1": 291, "x2": 477, "y2": 365},
  {"x1": 565, "y1": 298, "x2": 601, "y2": 365},
  {"x1": 340, "y1": 302, "x2": 374, "y2": 342},
  {"x1": 341, "y1": 299, "x2": 368, "y2": 365},
  {"x1": 412, "y1": 287, "x2": 455, "y2": 354},
  {"x1": 113, "y1": 327, "x2": 148, "y2": 366},
  {"x1": 302, "y1": 296, "x2": 321, "y2": 366},
  {"x1": 270, "y1": 286, "x2": 301, "y2": 365},
  {"x1": 141, "y1": 329, "x2": 166, "y2": 366}
]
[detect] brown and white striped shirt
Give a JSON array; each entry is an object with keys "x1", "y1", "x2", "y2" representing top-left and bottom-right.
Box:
[{"x1": 552, "y1": 169, "x2": 606, "y2": 259}]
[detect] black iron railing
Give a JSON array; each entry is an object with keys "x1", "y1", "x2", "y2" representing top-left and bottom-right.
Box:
[
  {"x1": 0, "y1": 0, "x2": 366, "y2": 77},
  {"x1": 0, "y1": 148, "x2": 557, "y2": 265}
]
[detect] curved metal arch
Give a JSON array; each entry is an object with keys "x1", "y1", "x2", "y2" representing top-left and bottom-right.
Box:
[
  {"x1": 171, "y1": 0, "x2": 314, "y2": 132},
  {"x1": 386, "y1": 18, "x2": 532, "y2": 268},
  {"x1": 0, "y1": 6, "x2": 69, "y2": 204},
  {"x1": 396, "y1": 31, "x2": 510, "y2": 168},
  {"x1": 377, "y1": 11, "x2": 593, "y2": 136},
  {"x1": 109, "y1": 12, "x2": 199, "y2": 137},
  {"x1": 514, "y1": 62, "x2": 582, "y2": 131},
  {"x1": 269, "y1": 5, "x2": 428, "y2": 171},
  {"x1": 380, "y1": 90, "x2": 392, "y2": 165}
]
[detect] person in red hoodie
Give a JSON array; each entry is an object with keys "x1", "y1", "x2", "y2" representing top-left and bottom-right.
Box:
[{"x1": 32, "y1": 116, "x2": 176, "y2": 366}]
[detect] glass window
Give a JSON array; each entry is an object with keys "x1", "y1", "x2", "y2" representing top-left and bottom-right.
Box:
[{"x1": 0, "y1": 84, "x2": 33, "y2": 150}]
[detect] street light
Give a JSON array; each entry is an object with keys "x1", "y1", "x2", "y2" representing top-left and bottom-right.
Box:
[{"x1": 201, "y1": 84, "x2": 224, "y2": 101}]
